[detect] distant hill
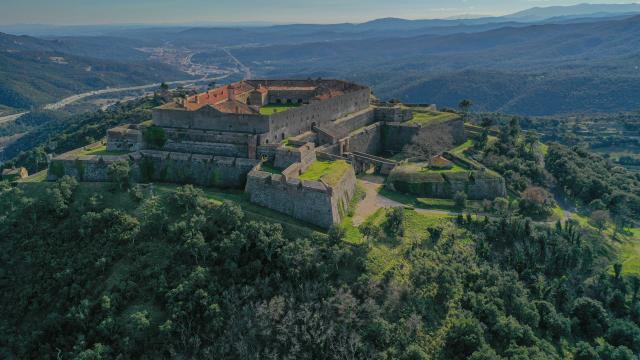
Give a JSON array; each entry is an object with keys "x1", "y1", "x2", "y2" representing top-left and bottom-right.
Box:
[
  {"x1": 0, "y1": 32, "x2": 189, "y2": 109},
  {"x1": 230, "y1": 15, "x2": 640, "y2": 115},
  {"x1": 505, "y1": 3, "x2": 640, "y2": 21}
]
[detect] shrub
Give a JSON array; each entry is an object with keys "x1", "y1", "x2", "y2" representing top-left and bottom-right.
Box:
[
  {"x1": 143, "y1": 126, "x2": 167, "y2": 149},
  {"x1": 454, "y1": 191, "x2": 467, "y2": 208}
]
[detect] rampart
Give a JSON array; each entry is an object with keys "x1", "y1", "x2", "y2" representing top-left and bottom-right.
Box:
[
  {"x1": 274, "y1": 142, "x2": 316, "y2": 171},
  {"x1": 342, "y1": 122, "x2": 383, "y2": 155},
  {"x1": 107, "y1": 125, "x2": 143, "y2": 152},
  {"x1": 374, "y1": 106, "x2": 414, "y2": 122},
  {"x1": 388, "y1": 167, "x2": 506, "y2": 200},
  {"x1": 383, "y1": 118, "x2": 466, "y2": 154},
  {"x1": 245, "y1": 164, "x2": 357, "y2": 229},
  {"x1": 48, "y1": 151, "x2": 258, "y2": 188},
  {"x1": 153, "y1": 106, "x2": 270, "y2": 134},
  {"x1": 267, "y1": 87, "x2": 370, "y2": 144}
]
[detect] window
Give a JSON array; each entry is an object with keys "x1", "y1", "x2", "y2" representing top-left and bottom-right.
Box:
[{"x1": 276, "y1": 99, "x2": 282, "y2": 104}]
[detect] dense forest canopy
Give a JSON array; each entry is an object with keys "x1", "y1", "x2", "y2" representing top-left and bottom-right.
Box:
[{"x1": 1, "y1": 161, "x2": 639, "y2": 359}]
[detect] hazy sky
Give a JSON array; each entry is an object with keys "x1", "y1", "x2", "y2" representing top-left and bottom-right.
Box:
[{"x1": 1, "y1": 0, "x2": 638, "y2": 25}]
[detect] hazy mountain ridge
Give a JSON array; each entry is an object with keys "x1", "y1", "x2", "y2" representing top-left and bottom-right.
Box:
[{"x1": 0, "y1": 32, "x2": 189, "y2": 108}]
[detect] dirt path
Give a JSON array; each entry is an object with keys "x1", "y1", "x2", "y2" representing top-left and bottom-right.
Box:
[{"x1": 352, "y1": 176, "x2": 457, "y2": 225}]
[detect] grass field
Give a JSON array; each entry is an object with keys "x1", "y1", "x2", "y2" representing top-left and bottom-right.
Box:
[
  {"x1": 19, "y1": 170, "x2": 48, "y2": 183},
  {"x1": 407, "y1": 111, "x2": 460, "y2": 125},
  {"x1": 299, "y1": 160, "x2": 351, "y2": 186},
  {"x1": 77, "y1": 144, "x2": 130, "y2": 156},
  {"x1": 259, "y1": 104, "x2": 300, "y2": 115},
  {"x1": 364, "y1": 208, "x2": 452, "y2": 283},
  {"x1": 450, "y1": 139, "x2": 473, "y2": 155},
  {"x1": 259, "y1": 163, "x2": 283, "y2": 174},
  {"x1": 618, "y1": 229, "x2": 640, "y2": 275}
]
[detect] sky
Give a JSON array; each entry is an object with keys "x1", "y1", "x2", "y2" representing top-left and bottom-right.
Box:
[{"x1": 0, "y1": 0, "x2": 638, "y2": 25}]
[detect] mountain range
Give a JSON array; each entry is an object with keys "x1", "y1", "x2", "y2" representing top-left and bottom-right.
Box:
[{"x1": 1, "y1": 3, "x2": 640, "y2": 115}]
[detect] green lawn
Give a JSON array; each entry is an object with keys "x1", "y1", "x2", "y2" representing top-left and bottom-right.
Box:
[
  {"x1": 406, "y1": 111, "x2": 460, "y2": 125},
  {"x1": 618, "y1": 229, "x2": 640, "y2": 275},
  {"x1": 378, "y1": 187, "x2": 483, "y2": 212},
  {"x1": 77, "y1": 144, "x2": 130, "y2": 156},
  {"x1": 450, "y1": 139, "x2": 473, "y2": 155},
  {"x1": 365, "y1": 208, "x2": 452, "y2": 283},
  {"x1": 19, "y1": 170, "x2": 48, "y2": 183},
  {"x1": 259, "y1": 163, "x2": 283, "y2": 175},
  {"x1": 259, "y1": 104, "x2": 300, "y2": 115},
  {"x1": 422, "y1": 163, "x2": 467, "y2": 173},
  {"x1": 299, "y1": 160, "x2": 351, "y2": 186}
]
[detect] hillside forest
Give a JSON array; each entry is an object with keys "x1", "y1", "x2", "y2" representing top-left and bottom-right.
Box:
[{"x1": 2, "y1": 98, "x2": 640, "y2": 359}]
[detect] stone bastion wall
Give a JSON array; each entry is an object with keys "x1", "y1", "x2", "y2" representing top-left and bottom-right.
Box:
[
  {"x1": 267, "y1": 87, "x2": 371, "y2": 145},
  {"x1": 48, "y1": 151, "x2": 258, "y2": 188},
  {"x1": 245, "y1": 164, "x2": 357, "y2": 229},
  {"x1": 382, "y1": 118, "x2": 466, "y2": 154},
  {"x1": 388, "y1": 168, "x2": 506, "y2": 200},
  {"x1": 274, "y1": 142, "x2": 317, "y2": 171}
]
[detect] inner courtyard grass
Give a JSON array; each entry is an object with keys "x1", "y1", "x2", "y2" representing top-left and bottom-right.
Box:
[
  {"x1": 77, "y1": 144, "x2": 130, "y2": 156},
  {"x1": 406, "y1": 111, "x2": 460, "y2": 125},
  {"x1": 259, "y1": 163, "x2": 283, "y2": 174},
  {"x1": 259, "y1": 104, "x2": 300, "y2": 115},
  {"x1": 299, "y1": 160, "x2": 351, "y2": 186}
]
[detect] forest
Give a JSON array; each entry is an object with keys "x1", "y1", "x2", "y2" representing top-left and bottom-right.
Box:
[{"x1": 2, "y1": 121, "x2": 640, "y2": 358}]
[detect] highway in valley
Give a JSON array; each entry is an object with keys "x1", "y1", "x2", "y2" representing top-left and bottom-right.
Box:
[{"x1": 0, "y1": 72, "x2": 235, "y2": 125}]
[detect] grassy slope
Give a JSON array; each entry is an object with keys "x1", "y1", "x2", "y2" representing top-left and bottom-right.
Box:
[
  {"x1": 299, "y1": 160, "x2": 351, "y2": 186},
  {"x1": 406, "y1": 111, "x2": 460, "y2": 125}
]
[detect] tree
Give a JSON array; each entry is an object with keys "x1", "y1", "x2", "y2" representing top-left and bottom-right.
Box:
[
  {"x1": 590, "y1": 210, "x2": 610, "y2": 232},
  {"x1": 459, "y1": 99, "x2": 473, "y2": 121},
  {"x1": 107, "y1": 160, "x2": 130, "y2": 191},
  {"x1": 493, "y1": 197, "x2": 510, "y2": 216},
  {"x1": 606, "y1": 319, "x2": 640, "y2": 353},
  {"x1": 173, "y1": 184, "x2": 205, "y2": 212},
  {"x1": 519, "y1": 186, "x2": 553, "y2": 217},
  {"x1": 386, "y1": 207, "x2": 405, "y2": 237},
  {"x1": 571, "y1": 297, "x2": 609, "y2": 339},
  {"x1": 159, "y1": 82, "x2": 169, "y2": 92},
  {"x1": 443, "y1": 315, "x2": 485, "y2": 360},
  {"x1": 574, "y1": 341, "x2": 599, "y2": 360},
  {"x1": 454, "y1": 191, "x2": 468, "y2": 209}
]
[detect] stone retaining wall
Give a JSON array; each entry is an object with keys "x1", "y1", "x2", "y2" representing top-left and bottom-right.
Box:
[
  {"x1": 245, "y1": 164, "x2": 357, "y2": 229},
  {"x1": 48, "y1": 151, "x2": 258, "y2": 188}
]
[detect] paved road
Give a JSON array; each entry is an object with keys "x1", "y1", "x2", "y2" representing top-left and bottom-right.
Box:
[
  {"x1": 0, "y1": 72, "x2": 235, "y2": 125},
  {"x1": 44, "y1": 73, "x2": 233, "y2": 111},
  {"x1": 0, "y1": 112, "x2": 29, "y2": 125},
  {"x1": 223, "y1": 48, "x2": 252, "y2": 80}
]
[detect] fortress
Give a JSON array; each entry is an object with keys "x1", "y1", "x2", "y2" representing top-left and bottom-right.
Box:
[{"x1": 48, "y1": 79, "x2": 504, "y2": 228}]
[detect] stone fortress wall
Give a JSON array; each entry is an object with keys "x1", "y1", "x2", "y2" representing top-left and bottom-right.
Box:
[
  {"x1": 245, "y1": 163, "x2": 357, "y2": 229},
  {"x1": 48, "y1": 150, "x2": 258, "y2": 188},
  {"x1": 383, "y1": 118, "x2": 467, "y2": 154}
]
